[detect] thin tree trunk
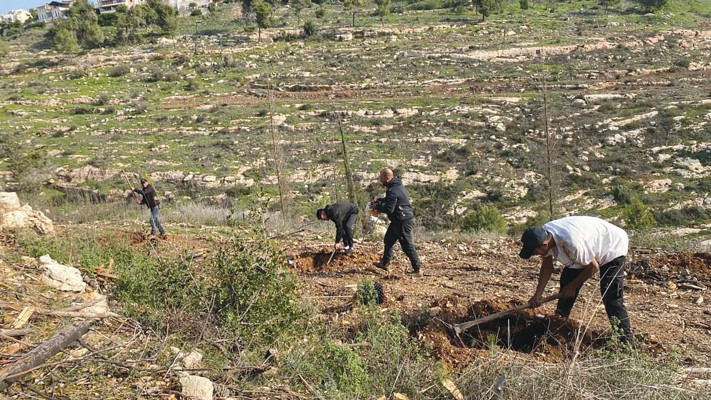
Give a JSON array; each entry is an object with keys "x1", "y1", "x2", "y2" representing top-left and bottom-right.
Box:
[
  {"x1": 267, "y1": 78, "x2": 287, "y2": 213},
  {"x1": 338, "y1": 120, "x2": 355, "y2": 203},
  {"x1": 540, "y1": 57, "x2": 555, "y2": 220}
]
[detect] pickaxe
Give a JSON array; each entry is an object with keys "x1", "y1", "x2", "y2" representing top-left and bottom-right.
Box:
[{"x1": 442, "y1": 293, "x2": 562, "y2": 336}]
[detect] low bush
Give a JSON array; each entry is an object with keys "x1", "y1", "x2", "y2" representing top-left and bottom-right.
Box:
[
  {"x1": 653, "y1": 206, "x2": 710, "y2": 227},
  {"x1": 624, "y1": 198, "x2": 656, "y2": 231},
  {"x1": 461, "y1": 204, "x2": 507, "y2": 234},
  {"x1": 611, "y1": 184, "x2": 637, "y2": 205},
  {"x1": 303, "y1": 21, "x2": 317, "y2": 37},
  {"x1": 407, "y1": 0, "x2": 446, "y2": 11},
  {"x1": 108, "y1": 64, "x2": 130, "y2": 77}
]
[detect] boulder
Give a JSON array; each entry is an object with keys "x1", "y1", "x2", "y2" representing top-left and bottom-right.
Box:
[
  {"x1": 39, "y1": 255, "x2": 87, "y2": 292},
  {"x1": 0, "y1": 192, "x2": 22, "y2": 213},
  {"x1": 179, "y1": 375, "x2": 213, "y2": 400},
  {"x1": 365, "y1": 216, "x2": 387, "y2": 236},
  {"x1": 1, "y1": 198, "x2": 55, "y2": 235}
]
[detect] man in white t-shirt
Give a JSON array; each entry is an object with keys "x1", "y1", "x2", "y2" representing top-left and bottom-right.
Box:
[{"x1": 519, "y1": 216, "x2": 634, "y2": 345}]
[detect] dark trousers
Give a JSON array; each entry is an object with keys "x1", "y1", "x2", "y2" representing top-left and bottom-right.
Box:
[
  {"x1": 556, "y1": 256, "x2": 632, "y2": 339},
  {"x1": 381, "y1": 218, "x2": 420, "y2": 271},
  {"x1": 342, "y1": 213, "x2": 357, "y2": 249}
]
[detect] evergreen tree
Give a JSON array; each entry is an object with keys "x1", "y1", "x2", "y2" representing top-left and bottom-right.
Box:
[
  {"x1": 254, "y1": 0, "x2": 272, "y2": 41},
  {"x1": 66, "y1": 0, "x2": 104, "y2": 48},
  {"x1": 51, "y1": 23, "x2": 80, "y2": 52},
  {"x1": 600, "y1": 0, "x2": 621, "y2": 10},
  {"x1": 473, "y1": 0, "x2": 502, "y2": 21},
  {"x1": 637, "y1": 0, "x2": 668, "y2": 13},
  {"x1": 374, "y1": 0, "x2": 390, "y2": 22},
  {"x1": 147, "y1": 0, "x2": 177, "y2": 36},
  {"x1": 343, "y1": 0, "x2": 365, "y2": 27},
  {"x1": 290, "y1": 0, "x2": 312, "y2": 26},
  {"x1": 49, "y1": 0, "x2": 103, "y2": 51}
]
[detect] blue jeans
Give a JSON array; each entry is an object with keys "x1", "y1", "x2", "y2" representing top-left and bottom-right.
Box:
[{"x1": 149, "y1": 206, "x2": 165, "y2": 235}]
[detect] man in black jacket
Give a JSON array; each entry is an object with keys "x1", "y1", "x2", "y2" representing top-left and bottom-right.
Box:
[
  {"x1": 371, "y1": 168, "x2": 421, "y2": 276},
  {"x1": 132, "y1": 179, "x2": 166, "y2": 238},
  {"x1": 317, "y1": 201, "x2": 359, "y2": 253}
]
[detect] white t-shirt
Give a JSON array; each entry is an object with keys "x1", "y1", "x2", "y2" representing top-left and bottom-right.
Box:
[{"x1": 543, "y1": 216, "x2": 628, "y2": 269}]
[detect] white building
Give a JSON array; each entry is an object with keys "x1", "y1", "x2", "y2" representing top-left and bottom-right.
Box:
[
  {"x1": 36, "y1": 1, "x2": 73, "y2": 22},
  {"x1": 165, "y1": 0, "x2": 211, "y2": 13},
  {"x1": 97, "y1": 0, "x2": 146, "y2": 14},
  {"x1": 0, "y1": 9, "x2": 32, "y2": 24}
]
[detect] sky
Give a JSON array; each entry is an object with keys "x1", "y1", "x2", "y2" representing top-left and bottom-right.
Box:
[{"x1": 0, "y1": 0, "x2": 95, "y2": 14}]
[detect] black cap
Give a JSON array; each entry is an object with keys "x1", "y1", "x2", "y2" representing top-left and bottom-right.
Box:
[
  {"x1": 140, "y1": 179, "x2": 147, "y2": 184},
  {"x1": 316, "y1": 208, "x2": 325, "y2": 219},
  {"x1": 519, "y1": 227, "x2": 547, "y2": 259}
]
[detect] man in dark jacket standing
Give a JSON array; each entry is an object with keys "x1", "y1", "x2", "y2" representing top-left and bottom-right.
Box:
[
  {"x1": 317, "y1": 201, "x2": 359, "y2": 253},
  {"x1": 132, "y1": 179, "x2": 166, "y2": 238},
  {"x1": 372, "y1": 168, "x2": 421, "y2": 276}
]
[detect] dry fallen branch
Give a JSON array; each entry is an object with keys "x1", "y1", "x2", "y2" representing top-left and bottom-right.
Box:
[
  {"x1": 0, "y1": 321, "x2": 90, "y2": 391},
  {"x1": 0, "y1": 329, "x2": 31, "y2": 338},
  {"x1": 34, "y1": 310, "x2": 118, "y2": 319},
  {"x1": 60, "y1": 298, "x2": 105, "y2": 313}
]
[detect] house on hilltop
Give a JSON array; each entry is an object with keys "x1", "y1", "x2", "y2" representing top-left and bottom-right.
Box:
[
  {"x1": 165, "y1": 0, "x2": 212, "y2": 13},
  {"x1": 97, "y1": 0, "x2": 146, "y2": 14},
  {"x1": 0, "y1": 9, "x2": 33, "y2": 24},
  {"x1": 36, "y1": 1, "x2": 73, "y2": 23}
]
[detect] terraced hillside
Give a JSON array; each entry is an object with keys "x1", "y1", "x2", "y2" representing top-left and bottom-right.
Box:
[{"x1": 0, "y1": 1, "x2": 709, "y2": 245}]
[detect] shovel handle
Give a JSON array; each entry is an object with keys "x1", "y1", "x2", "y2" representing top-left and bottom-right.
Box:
[{"x1": 454, "y1": 292, "x2": 562, "y2": 335}]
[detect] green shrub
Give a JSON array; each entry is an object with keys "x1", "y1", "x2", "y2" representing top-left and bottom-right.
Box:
[
  {"x1": 674, "y1": 58, "x2": 691, "y2": 69},
  {"x1": 611, "y1": 184, "x2": 635, "y2": 205},
  {"x1": 461, "y1": 204, "x2": 506, "y2": 234},
  {"x1": 282, "y1": 309, "x2": 434, "y2": 399},
  {"x1": 211, "y1": 238, "x2": 306, "y2": 348},
  {"x1": 519, "y1": 0, "x2": 529, "y2": 9},
  {"x1": 653, "y1": 206, "x2": 710, "y2": 227},
  {"x1": 624, "y1": 198, "x2": 656, "y2": 231},
  {"x1": 0, "y1": 40, "x2": 10, "y2": 59},
  {"x1": 303, "y1": 21, "x2": 317, "y2": 37},
  {"x1": 315, "y1": 7, "x2": 326, "y2": 18},
  {"x1": 108, "y1": 64, "x2": 130, "y2": 77},
  {"x1": 185, "y1": 78, "x2": 201, "y2": 91},
  {"x1": 407, "y1": 0, "x2": 445, "y2": 11},
  {"x1": 355, "y1": 280, "x2": 378, "y2": 305}
]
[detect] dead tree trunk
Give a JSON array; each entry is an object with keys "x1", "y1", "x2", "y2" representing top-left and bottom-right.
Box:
[
  {"x1": 338, "y1": 119, "x2": 356, "y2": 204},
  {"x1": 0, "y1": 321, "x2": 90, "y2": 391},
  {"x1": 539, "y1": 52, "x2": 555, "y2": 220},
  {"x1": 267, "y1": 79, "x2": 288, "y2": 213}
]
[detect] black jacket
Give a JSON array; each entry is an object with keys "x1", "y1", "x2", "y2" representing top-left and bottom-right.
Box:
[
  {"x1": 375, "y1": 177, "x2": 414, "y2": 222},
  {"x1": 133, "y1": 185, "x2": 159, "y2": 209},
  {"x1": 325, "y1": 201, "x2": 359, "y2": 243}
]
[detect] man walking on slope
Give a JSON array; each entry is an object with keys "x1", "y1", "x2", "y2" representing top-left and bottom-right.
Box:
[
  {"x1": 317, "y1": 201, "x2": 360, "y2": 254},
  {"x1": 132, "y1": 179, "x2": 166, "y2": 238},
  {"x1": 372, "y1": 168, "x2": 422, "y2": 276},
  {"x1": 519, "y1": 215, "x2": 634, "y2": 346}
]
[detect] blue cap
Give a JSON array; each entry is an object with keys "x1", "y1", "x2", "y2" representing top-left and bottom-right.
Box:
[{"x1": 519, "y1": 227, "x2": 547, "y2": 259}]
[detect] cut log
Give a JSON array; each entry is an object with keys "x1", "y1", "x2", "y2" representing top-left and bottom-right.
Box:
[
  {"x1": 0, "y1": 321, "x2": 90, "y2": 391},
  {"x1": 10, "y1": 307, "x2": 35, "y2": 329}
]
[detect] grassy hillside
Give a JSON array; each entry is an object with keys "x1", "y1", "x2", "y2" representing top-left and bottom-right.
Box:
[{"x1": 0, "y1": 0, "x2": 710, "y2": 245}]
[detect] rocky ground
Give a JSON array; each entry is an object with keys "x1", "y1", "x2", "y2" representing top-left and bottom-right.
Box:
[
  {"x1": 287, "y1": 236, "x2": 711, "y2": 366},
  {"x1": 1, "y1": 215, "x2": 710, "y2": 397}
]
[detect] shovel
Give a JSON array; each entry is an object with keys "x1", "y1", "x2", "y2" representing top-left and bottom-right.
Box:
[{"x1": 444, "y1": 293, "x2": 562, "y2": 336}]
